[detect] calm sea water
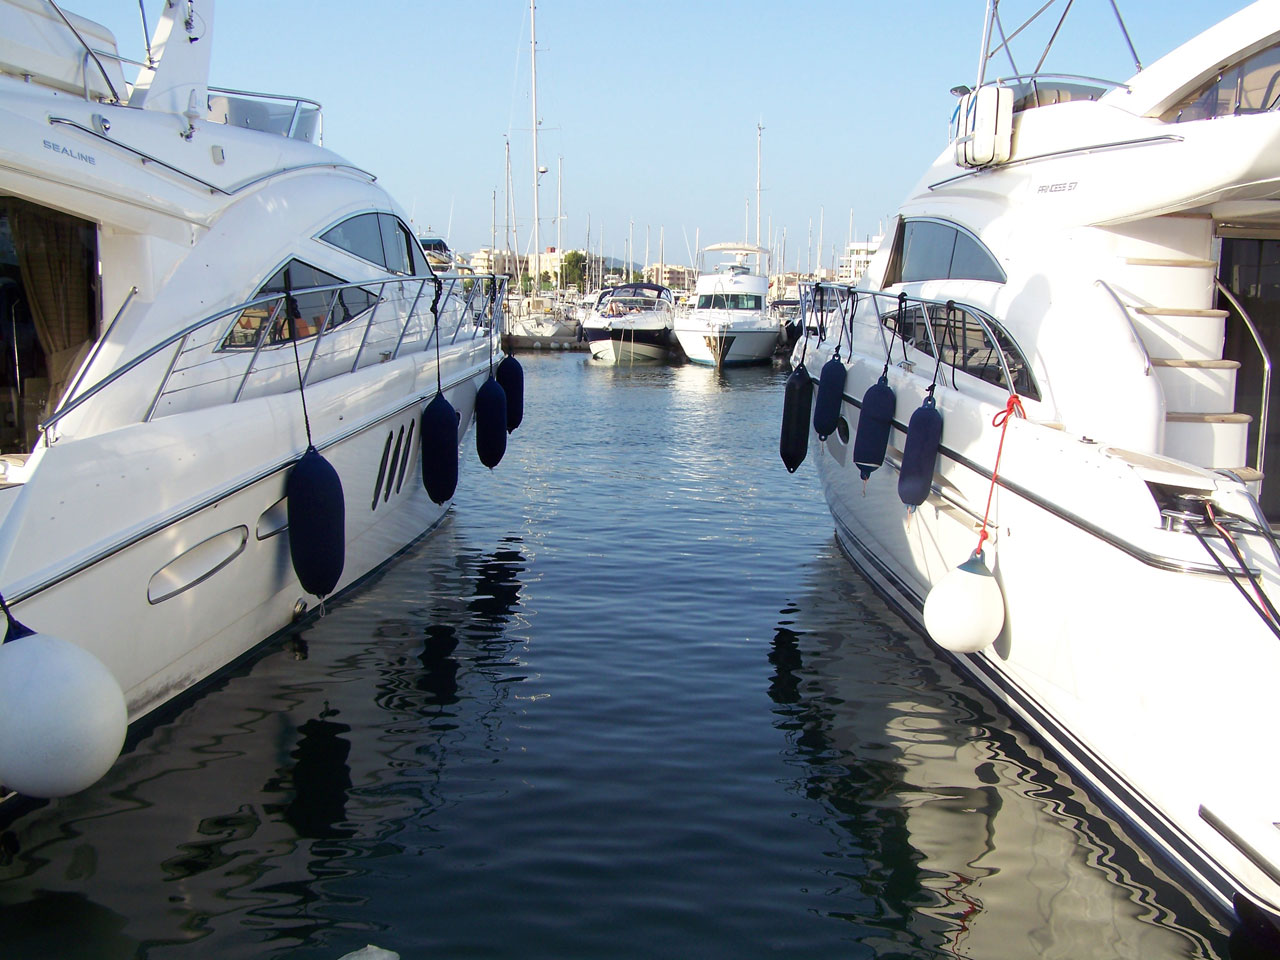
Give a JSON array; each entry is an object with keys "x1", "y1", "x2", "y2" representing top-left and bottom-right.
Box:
[{"x1": 0, "y1": 352, "x2": 1238, "y2": 958}]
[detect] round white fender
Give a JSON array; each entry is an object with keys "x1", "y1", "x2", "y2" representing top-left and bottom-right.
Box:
[
  {"x1": 923, "y1": 550, "x2": 1005, "y2": 654},
  {"x1": 0, "y1": 633, "x2": 127, "y2": 798}
]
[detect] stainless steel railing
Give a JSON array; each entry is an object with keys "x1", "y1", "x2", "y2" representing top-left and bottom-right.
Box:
[{"x1": 42, "y1": 273, "x2": 506, "y2": 440}]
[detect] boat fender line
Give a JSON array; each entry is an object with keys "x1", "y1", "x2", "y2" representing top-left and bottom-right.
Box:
[
  {"x1": 852, "y1": 368, "x2": 896, "y2": 489},
  {"x1": 287, "y1": 445, "x2": 346, "y2": 599},
  {"x1": 898, "y1": 386, "x2": 942, "y2": 508},
  {"x1": 922, "y1": 393, "x2": 1023, "y2": 653},
  {"x1": 421, "y1": 278, "x2": 463, "y2": 503},
  {"x1": 475, "y1": 376, "x2": 508, "y2": 469},
  {"x1": 421, "y1": 392, "x2": 460, "y2": 505},
  {"x1": 1190, "y1": 501, "x2": 1280, "y2": 641},
  {"x1": 780, "y1": 361, "x2": 814, "y2": 473},
  {"x1": 496, "y1": 354, "x2": 524, "y2": 432},
  {"x1": 0, "y1": 593, "x2": 127, "y2": 797}
]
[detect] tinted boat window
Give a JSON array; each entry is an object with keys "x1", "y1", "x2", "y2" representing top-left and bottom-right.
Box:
[
  {"x1": 1162, "y1": 40, "x2": 1280, "y2": 122},
  {"x1": 881, "y1": 302, "x2": 1039, "y2": 400},
  {"x1": 887, "y1": 219, "x2": 1005, "y2": 284},
  {"x1": 321, "y1": 213, "x2": 385, "y2": 267},
  {"x1": 222, "y1": 260, "x2": 375, "y2": 349},
  {"x1": 379, "y1": 214, "x2": 412, "y2": 275}
]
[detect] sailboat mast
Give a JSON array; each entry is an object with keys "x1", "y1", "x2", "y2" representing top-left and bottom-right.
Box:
[
  {"x1": 755, "y1": 121, "x2": 763, "y2": 272},
  {"x1": 530, "y1": 0, "x2": 541, "y2": 295},
  {"x1": 556, "y1": 156, "x2": 562, "y2": 291}
]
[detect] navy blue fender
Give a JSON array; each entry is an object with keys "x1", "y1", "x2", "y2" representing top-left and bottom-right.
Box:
[
  {"x1": 287, "y1": 446, "x2": 346, "y2": 598},
  {"x1": 495, "y1": 355, "x2": 524, "y2": 432},
  {"x1": 812, "y1": 356, "x2": 846, "y2": 441},
  {"x1": 898, "y1": 394, "x2": 943, "y2": 507},
  {"x1": 475, "y1": 376, "x2": 508, "y2": 469},
  {"x1": 779, "y1": 363, "x2": 814, "y2": 474},
  {"x1": 852, "y1": 375, "x2": 896, "y2": 482},
  {"x1": 420, "y1": 392, "x2": 460, "y2": 505}
]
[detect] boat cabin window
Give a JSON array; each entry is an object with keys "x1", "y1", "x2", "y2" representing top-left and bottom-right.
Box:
[
  {"x1": 883, "y1": 219, "x2": 1005, "y2": 285},
  {"x1": 1161, "y1": 40, "x2": 1280, "y2": 122},
  {"x1": 696, "y1": 293, "x2": 762, "y2": 310},
  {"x1": 882, "y1": 301, "x2": 1039, "y2": 400},
  {"x1": 320, "y1": 213, "x2": 422, "y2": 275},
  {"x1": 221, "y1": 260, "x2": 375, "y2": 350}
]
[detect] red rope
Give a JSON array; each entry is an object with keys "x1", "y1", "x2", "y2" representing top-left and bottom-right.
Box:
[{"x1": 975, "y1": 394, "x2": 1025, "y2": 554}]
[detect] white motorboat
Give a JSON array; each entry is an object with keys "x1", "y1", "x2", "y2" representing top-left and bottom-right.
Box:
[
  {"x1": 789, "y1": 0, "x2": 1280, "y2": 940},
  {"x1": 674, "y1": 243, "x2": 780, "y2": 366},
  {"x1": 0, "y1": 0, "x2": 513, "y2": 799},
  {"x1": 582, "y1": 282, "x2": 676, "y2": 363}
]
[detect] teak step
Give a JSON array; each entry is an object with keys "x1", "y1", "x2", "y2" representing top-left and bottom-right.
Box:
[
  {"x1": 1136, "y1": 307, "x2": 1229, "y2": 318},
  {"x1": 1151, "y1": 358, "x2": 1240, "y2": 369},
  {"x1": 1124, "y1": 257, "x2": 1217, "y2": 268},
  {"x1": 1223, "y1": 466, "x2": 1264, "y2": 482},
  {"x1": 1165, "y1": 412, "x2": 1252, "y2": 423}
]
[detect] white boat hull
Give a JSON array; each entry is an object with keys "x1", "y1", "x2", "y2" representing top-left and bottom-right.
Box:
[
  {"x1": 5, "y1": 344, "x2": 490, "y2": 724},
  {"x1": 673, "y1": 324, "x2": 779, "y2": 366},
  {"x1": 807, "y1": 353, "x2": 1280, "y2": 926}
]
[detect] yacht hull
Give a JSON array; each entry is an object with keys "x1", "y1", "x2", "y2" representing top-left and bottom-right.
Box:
[
  {"x1": 810, "y1": 360, "x2": 1280, "y2": 929},
  {"x1": 3, "y1": 344, "x2": 490, "y2": 728},
  {"x1": 583, "y1": 325, "x2": 672, "y2": 363},
  {"x1": 673, "y1": 326, "x2": 778, "y2": 366}
]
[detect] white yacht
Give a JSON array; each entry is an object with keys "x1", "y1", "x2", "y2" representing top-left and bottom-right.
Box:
[
  {"x1": 793, "y1": 0, "x2": 1280, "y2": 940},
  {"x1": 0, "y1": 0, "x2": 508, "y2": 797},
  {"x1": 581, "y1": 282, "x2": 676, "y2": 363},
  {"x1": 674, "y1": 243, "x2": 779, "y2": 366}
]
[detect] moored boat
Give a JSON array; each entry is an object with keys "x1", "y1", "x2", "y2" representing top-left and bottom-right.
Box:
[
  {"x1": 789, "y1": 0, "x2": 1280, "y2": 941},
  {"x1": 582, "y1": 282, "x2": 676, "y2": 363},
  {"x1": 0, "y1": 0, "x2": 514, "y2": 799},
  {"x1": 674, "y1": 243, "x2": 779, "y2": 367}
]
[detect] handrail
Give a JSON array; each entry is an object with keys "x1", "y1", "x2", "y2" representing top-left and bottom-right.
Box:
[
  {"x1": 47, "y1": 117, "x2": 376, "y2": 196},
  {"x1": 1215, "y1": 278, "x2": 1271, "y2": 478},
  {"x1": 57, "y1": 285, "x2": 136, "y2": 409},
  {"x1": 929, "y1": 135, "x2": 1183, "y2": 191},
  {"x1": 42, "y1": 273, "x2": 506, "y2": 438},
  {"x1": 1094, "y1": 279, "x2": 1153, "y2": 376},
  {"x1": 799, "y1": 283, "x2": 1018, "y2": 394}
]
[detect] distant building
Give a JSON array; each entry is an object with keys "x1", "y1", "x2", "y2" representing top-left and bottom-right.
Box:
[
  {"x1": 837, "y1": 236, "x2": 884, "y2": 285},
  {"x1": 468, "y1": 248, "x2": 524, "y2": 279},
  {"x1": 643, "y1": 262, "x2": 698, "y2": 291}
]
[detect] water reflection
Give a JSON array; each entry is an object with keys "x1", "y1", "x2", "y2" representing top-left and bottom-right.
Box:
[
  {"x1": 0, "y1": 526, "x2": 529, "y2": 958},
  {"x1": 768, "y1": 547, "x2": 1231, "y2": 959}
]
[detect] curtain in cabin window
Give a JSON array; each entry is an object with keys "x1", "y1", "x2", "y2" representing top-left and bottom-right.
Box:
[{"x1": 3, "y1": 197, "x2": 97, "y2": 411}]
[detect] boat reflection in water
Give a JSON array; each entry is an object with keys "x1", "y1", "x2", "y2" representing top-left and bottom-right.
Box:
[
  {"x1": 766, "y1": 548, "x2": 1230, "y2": 958},
  {"x1": 0, "y1": 522, "x2": 527, "y2": 956}
]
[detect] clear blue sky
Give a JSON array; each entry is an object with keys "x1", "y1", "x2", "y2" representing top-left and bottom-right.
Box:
[{"x1": 72, "y1": 1, "x2": 1251, "y2": 270}]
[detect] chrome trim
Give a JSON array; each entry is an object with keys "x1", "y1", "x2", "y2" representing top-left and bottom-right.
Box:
[
  {"x1": 1215, "y1": 279, "x2": 1271, "y2": 479},
  {"x1": 1095, "y1": 279, "x2": 1153, "y2": 376},
  {"x1": 929, "y1": 135, "x2": 1183, "y2": 190},
  {"x1": 46, "y1": 117, "x2": 375, "y2": 195}
]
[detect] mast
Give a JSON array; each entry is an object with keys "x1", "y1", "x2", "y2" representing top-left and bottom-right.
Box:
[
  {"x1": 530, "y1": 0, "x2": 542, "y2": 295},
  {"x1": 755, "y1": 121, "x2": 763, "y2": 272},
  {"x1": 556, "y1": 156, "x2": 562, "y2": 291}
]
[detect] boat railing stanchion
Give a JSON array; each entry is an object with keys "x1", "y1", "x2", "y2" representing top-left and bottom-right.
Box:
[{"x1": 301, "y1": 287, "x2": 344, "y2": 386}]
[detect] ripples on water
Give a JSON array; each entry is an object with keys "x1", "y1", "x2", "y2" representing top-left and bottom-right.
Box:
[{"x1": 0, "y1": 353, "x2": 1235, "y2": 958}]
